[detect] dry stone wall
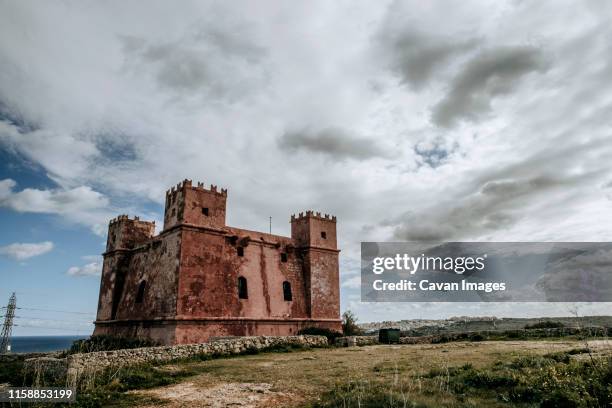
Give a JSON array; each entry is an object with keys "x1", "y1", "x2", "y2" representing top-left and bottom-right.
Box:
[
  {"x1": 335, "y1": 336, "x2": 379, "y2": 346},
  {"x1": 23, "y1": 335, "x2": 327, "y2": 389}
]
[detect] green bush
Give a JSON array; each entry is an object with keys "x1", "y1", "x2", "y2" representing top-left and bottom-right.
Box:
[
  {"x1": 298, "y1": 327, "x2": 342, "y2": 342},
  {"x1": 524, "y1": 321, "x2": 565, "y2": 329},
  {"x1": 443, "y1": 354, "x2": 611, "y2": 407},
  {"x1": 468, "y1": 333, "x2": 485, "y2": 341},
  {"x1": 309, "y1": 380, "x2": 429, "y2": 408},
  {"x1": 459, "y1": 368, "x2": 518, "y2": 389},
  {"x1": 0, "y1": 359, "x2": 24, "y2": 385},
  {"x1": 342, "y1": 310, "x2": 363, "y2": 336},
  {"x1": 67, "y1": 335, "x2": 159, "y2": 354}
]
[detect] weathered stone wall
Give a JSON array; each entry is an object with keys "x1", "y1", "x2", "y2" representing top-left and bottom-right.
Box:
[
  {"x1": 24, "y1": 335, "x2": 327, "y2": 389},
  {"x1": 174, "y1": 319, "x2": 341, "y2": 344},
  {"x1": 335, "y1": 336, "x2": 379, "y2": 347},
  {"x1": 114, "y1": 229, "x2": 181, "y2": 321}
]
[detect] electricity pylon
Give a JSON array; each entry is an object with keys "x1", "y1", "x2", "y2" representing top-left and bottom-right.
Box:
[{"x1": 0, "y1": 292, "x2": 16, "y2": 353}]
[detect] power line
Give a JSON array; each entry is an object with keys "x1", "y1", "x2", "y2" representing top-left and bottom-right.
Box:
[
  {"x1": 14, "y1": 324, "x2": 87, "y2": 333},
  {"x1": 15, "y1": 316, "x2": 93, "y2": 324},
  {"x1": 16, "y1": 307, "x2": 94, "y2": 316}
]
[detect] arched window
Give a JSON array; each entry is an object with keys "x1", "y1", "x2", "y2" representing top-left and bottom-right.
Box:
[
  {"x1": 283, "y1": 281, "x2": 292, "y2": 301},
  {"x1": 238, "y1": 276, "x2": 248, "y2": 299},
  {"x1": 136, "y1": 280, "x2": 146, "y2": 303}
]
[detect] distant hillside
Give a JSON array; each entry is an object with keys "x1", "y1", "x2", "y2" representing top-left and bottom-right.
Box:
[{"x1": 360, "y1": 315, "x2": 612, "y2": 335}]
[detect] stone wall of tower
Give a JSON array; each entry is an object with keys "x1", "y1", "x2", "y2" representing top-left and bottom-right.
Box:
[
  {"x1": 176, "y1": 227, "x2": 309, "y2": 319},
  {"x1": 291, "y1": 212, "x2": 340, "y2": 320},
  {"x1": 96, "y1": 216, "x2": 156, "y2": 322}
]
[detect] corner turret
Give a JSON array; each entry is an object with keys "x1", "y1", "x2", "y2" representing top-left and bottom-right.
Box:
[
  {"x1": 290, "y1": 211, "x2": 337, "y2": 250},
  {"x1": 106, "y1": 215, "x2": 155, "y2": 252},
  {"x1": 163, "y1": 179, "x2": 227, "y2": 231}
]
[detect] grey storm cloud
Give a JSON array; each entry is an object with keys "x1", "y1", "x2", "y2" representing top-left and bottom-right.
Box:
[
  {"x1": 278, "y1": 128, "x2": 390, "y2": 160},
  {"x1": 121, "y1": 23, "x2": 267, "y2": 100},
  {"x1": 390, "y1": 171, "x2": 597, "y2": 242},
  {"x1": 432, "y1": 46, "x2": 549, "y2": 127},
  {"x1": 383, "y1": 30, "x2": 479, "y2": 89}
]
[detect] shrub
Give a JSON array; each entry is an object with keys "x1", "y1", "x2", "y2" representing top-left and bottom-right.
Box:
[
  {"x1": 524, "y1": 321, "x2": 565, "y2": 329},
  {"x1": 0, "y1": 359, "x2": 24, "y2": 385},
  {"x1": 449, "y1": 354, "x2": 611, "y2": 407},
  {"x1": 298, "y1": 327, "x2": 342, "y2": 343},
  {"x1": 310, "y1": 380, "x2": 427, "y2": 408},
  {"x1": 468, "y1": 333, "x2": 485, "y2": 341},
  {"x1": 342, "y1": 310, "x2": 363, "y2": 336},
  {"x1": 67, "y1": 335, "x2": 159, "y2": 354},
  {"x1": 460, "y1": 369, "x2": 518, "y2": 388}
]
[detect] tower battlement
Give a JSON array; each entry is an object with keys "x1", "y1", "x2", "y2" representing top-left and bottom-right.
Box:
[
  {"x1": 291, "y1": 210, "x2": 336, "y2": 223},
  {"x1": 165, "y1": 179, "x2": 228, "y2": 199},
  {"x1": 109, "y1": 214, "x2": 155, "y2": 227},
  {"x1": 163, "y1": 179, "x2": 228, "y2": 231}
]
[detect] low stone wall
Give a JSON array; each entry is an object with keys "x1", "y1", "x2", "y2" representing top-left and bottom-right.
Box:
[
  {"x1": 401, "y1": 327, "x2": 611, "y2": 344},
  {"x1": 24, "y1": 335, "x2": 326, "y2": 389},
  {"x1": 335, "y1": 336, "x2": 379, "y2": 347},
  {"x1": 336, "y1": 327, "x2": 611, "y2": 347},
  {"x1": 0, "y1": 351, "x2": 62, "y2": 362},
  {"x1": 400, "y1": 336, "x2": 436, "y2": 344}
]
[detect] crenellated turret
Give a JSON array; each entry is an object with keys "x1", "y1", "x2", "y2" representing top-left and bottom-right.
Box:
[
  {"x1": 163, "y1": 179, "x2": 227, "y2": 231},
  {"x1": 290, "y1": 210, "x2": 337, "y2": 250},
  {"x1": 106, "y1": 215, "x2": 155, "y2": 252}
]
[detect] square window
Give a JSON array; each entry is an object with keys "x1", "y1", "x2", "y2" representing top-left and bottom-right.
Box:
[
  {"x1": 321, "y1": 231, "x2": 327, "y2": 239},
  {"x1": 202, "y1": 207, "x2": 209, "y2": 216}
]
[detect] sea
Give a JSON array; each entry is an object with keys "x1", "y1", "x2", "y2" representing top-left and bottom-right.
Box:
[{"x1": 8, "y1": 336, "x2": 88, "y2": 353}]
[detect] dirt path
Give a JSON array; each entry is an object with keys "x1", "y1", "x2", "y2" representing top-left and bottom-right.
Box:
[{"x1": 135, "y1": 381, "x2": 295, "y2": 408}]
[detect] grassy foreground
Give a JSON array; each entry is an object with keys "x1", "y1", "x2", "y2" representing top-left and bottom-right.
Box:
[{"x1": 53, "y1": 339, "x2": 610, "y2": 407}]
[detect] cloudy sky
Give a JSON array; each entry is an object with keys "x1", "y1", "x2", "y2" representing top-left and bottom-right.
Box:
[{"x1": 1, "y1": 1, "x2": 611, "y2": 335}]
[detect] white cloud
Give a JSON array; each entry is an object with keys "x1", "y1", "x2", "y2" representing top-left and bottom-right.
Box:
[
  {"x1": 67, "y1": 262, "x2": 102, "y2": 277},
  {"x1": 0, "y1": 178, "x2": 111, "y2": 235},
  {"x1": 0, "y1": 241, "x2": 54, "y2": 260},
  {"x1": 81, "y1": 255, "x2": 102, "y2": 262}
]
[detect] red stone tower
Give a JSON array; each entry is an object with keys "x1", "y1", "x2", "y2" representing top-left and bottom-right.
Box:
[
  {"x1": 290, "y1": 212, "x2": 340, "y2": 319},
  {"x1": 94, "y1": 180, "x2": 341, "y2": 344}
]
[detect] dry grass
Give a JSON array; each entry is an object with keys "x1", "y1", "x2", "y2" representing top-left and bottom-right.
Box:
[{"x1": 128, "y1": 339, "x2": 611, "y2": 407}]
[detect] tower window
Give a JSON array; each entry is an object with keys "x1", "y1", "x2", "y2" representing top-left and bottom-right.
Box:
[
  {"x1": 321, "y1": 231, "x2": 327, "y2": 239},
  {"x1": 237, "y1": 247, "x2": 244, "y2": 257},
  {"x1": 136, "y1": 281, "x2": 146, "y2": 303},
  {"x1": 283, "y1": 281, "x2": 292, "y2": 301},
  {"x1": 281, "y1": 253, "x2": 288, "y2": 262},
  {"x1": 238, "y1": 276, "x2": 248, "y2": 299},
  {"x1": 171, "y1": 208, "x2": 176, "y2": 217},
  {"x1": 202, "y1": 207, "x2": 209, "y2": 216}
]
